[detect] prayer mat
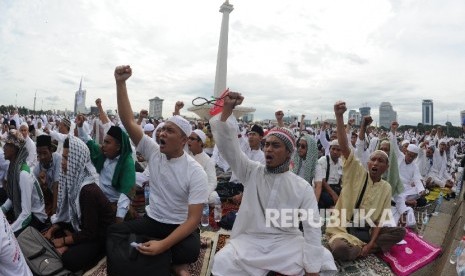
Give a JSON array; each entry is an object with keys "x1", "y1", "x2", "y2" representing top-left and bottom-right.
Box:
[
  {"x1": 378, "y1": 229, "x2": 441, "y2": 276},
  {"x1": 335, "y1": 255, "x2": 394, "y2": 276},
  {"x1": 425, "y1": 187, "x2": 450, "y2": 202},
  {"x1": 83, "y1": 257, "x2": 107, "y2": 276},
  {"x1": 83, "y1": 235, "x2": 214, "y2": 276},
  {"x1": 322, "y1": 235, "x2": 394, "y2": 276}
]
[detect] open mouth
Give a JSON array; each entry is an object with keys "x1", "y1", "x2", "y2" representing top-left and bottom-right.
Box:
[
  {"x1": 159, "y1": 139, "x2": 166, "y2": 145},
  {"x1": 370, "y1": 167, "x2": 378, "y2": 174}
]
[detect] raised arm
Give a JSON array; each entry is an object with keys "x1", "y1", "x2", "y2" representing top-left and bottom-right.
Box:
[
  {"x1": 95, "y1": 98, "x2": 110, "y2": 125},
  {"x1": 172, "y1": 101, "x2": 184, "y2": 116},
  {"x1": 136, "y1": 109, "x2": 148, "y2": 125},
  {"x1": 114, "y1": 65, "x2": 143, "y2": 146},
  {"x1": 334, "y1": 101, "x2": 350, "y2": 159},
  {"x1": 389, "y1": 121, "x2": 403, "y2": 159},
  {"x1": 275, "y1": 110, "x2": 285, "y2": 127},
  {"x1": 220, "y1": 92, "x2": 244, "y2": 122}
]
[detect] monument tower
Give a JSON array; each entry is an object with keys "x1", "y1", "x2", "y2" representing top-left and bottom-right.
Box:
[{"x1": 189, "y1": 1, "x2": 255, "y2": 119}]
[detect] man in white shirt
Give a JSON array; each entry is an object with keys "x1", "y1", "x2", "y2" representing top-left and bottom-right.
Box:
[
  {"x1": 389, "y1": 122, "x2": 424, "y2": 227},
  {"x1": 187, "y1": 129, "x2": 218, "y2": 204},
  {"x1": 1, "y1": 133, "x2": 47, "y2": 234},
  {"x1": 108, "y1": 65, "x2": 208, "y2": 276},
  {"x1": 18, "y1": 123, "x2": 37, "y2": 169},
  {"x1": 45, "y1": 117, "x2": 72, "y2": 155},
  {"x1": 34, "y1": 135, "x2": 62, "y2": 217},
  {"x1": 211, "y1": 91, "x2": 336, "y2": 276},
  {"x1": 425, "y1": 139, "x2": 454, "y2": 188},
  {"x1": 314, "y1": 140, "x2": 343, "y2": 209},
  {"x1": 0, "y1": 213, "x2": 33, "y2": 276}
]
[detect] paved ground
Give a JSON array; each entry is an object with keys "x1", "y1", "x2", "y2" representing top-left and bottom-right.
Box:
[{"x1": 411, "y1": 189, "x2": 463, "y2": 276}]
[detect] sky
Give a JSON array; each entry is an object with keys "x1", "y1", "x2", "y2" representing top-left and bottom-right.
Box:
[{"x1": 1, "y1": 0, "x2": 465, "y2": 126}]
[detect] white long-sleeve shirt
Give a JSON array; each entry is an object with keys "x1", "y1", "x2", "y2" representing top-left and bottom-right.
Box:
[
  {"x1": 24, "y1": 136, "x2": 37, "y2": 169},
  {"x1": 0, "y1": 213, "x2": 33, "y2": 276},
  {"x1": 389, "y1": 133, "x2": 424, "y2": 196},
  {"x1": 211, "y1": 115, "x2": 336, "y2": 275},
  {"x1": 1, "y1": 170, "x2": 47, "y2": 233}
]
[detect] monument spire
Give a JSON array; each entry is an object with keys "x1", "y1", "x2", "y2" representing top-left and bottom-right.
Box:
[{"x1": 213, "y1": 0, "x2": 234, "y2": 97}]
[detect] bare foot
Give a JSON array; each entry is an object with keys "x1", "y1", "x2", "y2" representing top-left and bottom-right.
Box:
[
  {"x1": 55, "y1": 246, "x2": 69, "y2": 255},
  {"x1": 172, "y1": 264, "x2": 191, "y2": 276}
]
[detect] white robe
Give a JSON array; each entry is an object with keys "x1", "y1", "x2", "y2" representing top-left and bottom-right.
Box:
[{"x1": 210, "y1": 115, "x2": 336, "y2": 276}]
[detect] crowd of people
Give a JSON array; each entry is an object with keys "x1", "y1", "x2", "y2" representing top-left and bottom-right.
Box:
[{"x1": 1, "y1": 65, "x2": 465, "y2": 275}]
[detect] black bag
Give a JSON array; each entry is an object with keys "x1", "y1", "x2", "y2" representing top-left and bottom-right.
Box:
[
  {"x1": 16, "y1": 226, "x2": 73, "y2": 276},
  {"x1": 218, "y1": 211, "x2": 238, "y2": 230}
]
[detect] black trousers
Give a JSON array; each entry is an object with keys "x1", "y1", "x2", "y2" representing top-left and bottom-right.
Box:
[
  {"x1": 106, "y1": 215, "x2": 200, "y2": 276},
  {"x1": 63, "y1": 241, "x2": 105, "y2": 272}
]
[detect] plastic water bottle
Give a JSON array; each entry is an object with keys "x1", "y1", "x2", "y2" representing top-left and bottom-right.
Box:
[
  {"x1": 144, "y1": 184, "x2": 150, "y2": 206},
  {"x1": 451, "y1": 236, "x2": 465, "y2": 265},
  {"x1": 214, "y1": 196, "x2": 222, "y2": 223},
  {"x1": 419, "y1": 212, "x2": 429, "y2": 238},
  {"x1": 201, "y1": 203, "x2": 210, "y2": 227},
  {"x1": 433, "y1": 191, "x2": 443, "y2": 216}
]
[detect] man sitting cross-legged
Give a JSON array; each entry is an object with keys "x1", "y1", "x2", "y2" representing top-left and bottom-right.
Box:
[
  {"x1": 210, "y1": 91, "x2": 336, "y2": 276},
  {"x1": 326, "y1": 101, "x2": 406, "y2": 261}
]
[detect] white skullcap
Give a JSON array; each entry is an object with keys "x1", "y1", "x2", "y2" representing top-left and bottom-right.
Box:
[
  {"x1": 20, "y1": 122, "x2": 28, "y2": 128},
  {"x1": 329, "y1": 140, "x2": 339, "y2": 147},
  {"x1": 167, "y1": 115, "x2": 192, "y2": 137},
  {"x1": 305, "y1": 127, "x2": 314, "y2": 133},
  {"x1": 193, "y1": 129, "x2": 207, "y2": 144},
  {"x1": 407, "y1": 144, "x2": 419, "y2": 154},
  {"x1": 401, "y1": 140, "x2": 410, "y2": 146},
  {"x1": 439, "y1": 138, "x2": 447, "y2": 145},
  {"x1": 143, "y1": 123, "x2": 155, "y2": 132}
]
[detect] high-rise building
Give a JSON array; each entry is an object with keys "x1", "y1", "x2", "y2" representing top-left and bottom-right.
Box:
[
  {"x1": 149, "y1": 97, "x2": 164, "y2": 119},
  {"x1": 422, "y1": 100, "x2": 433, "y2": 125},
  {"x1": 460, "y1": 110, "x2": 465, "y2": 125},
  {"x1": 359, "y1": 106, "x2": 371, "y2": 118},
  {"x1": 242, "y1": 113, "x2": 254, "y2": 123},
  {"x1": 348, "y1": 110, "x2": 361, "y2": 126},
  {"x1": 379, "y1": 102, "x2": 397, "y2": 129},
  {"x1": 74, "y1": 78, "x2": 87, "y2": 114}
]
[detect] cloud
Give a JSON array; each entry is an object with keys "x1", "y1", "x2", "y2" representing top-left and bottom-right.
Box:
[{"x1": 0, "y1": 0, "x2": 464, "y2": 125}]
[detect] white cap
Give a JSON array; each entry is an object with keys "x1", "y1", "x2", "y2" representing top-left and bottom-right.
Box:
[
  {"x1": 407, "y1": 144, "x2": 419, "y2": 154},
  {"x1": 193, "y1": 129, "x2": 207, "y2": 144},
  {"x1": 143, "y1": 123, "x2": 155, "y2": 132},
  {"x1": 167, "y1": 115, "x2": 192, "y2": 137}
]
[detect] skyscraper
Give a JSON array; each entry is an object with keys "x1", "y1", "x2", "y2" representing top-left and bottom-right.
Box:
[
  {"x1": 379, "y1": 102, "x2": 397, "y2": 129},
  {"x1": 422, "y1": 100, "x2": 433, "y2": 125},
  {"x1": 149, "y1": 97, "x2": 164, "y2": 119},
  {"x1": 74, "y1": 78, "x2": 87, "y2": 114},
  {"x1": 348, "y1": 109, "x2": 361, "y2": 126},
  {"x1": 359, "y1": 106, "x2": 371, "y2": 118}
]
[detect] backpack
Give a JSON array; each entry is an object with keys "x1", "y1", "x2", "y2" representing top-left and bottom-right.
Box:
[{"x1": 16, "y1": 226, "x2": 73, "y2": 276}]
